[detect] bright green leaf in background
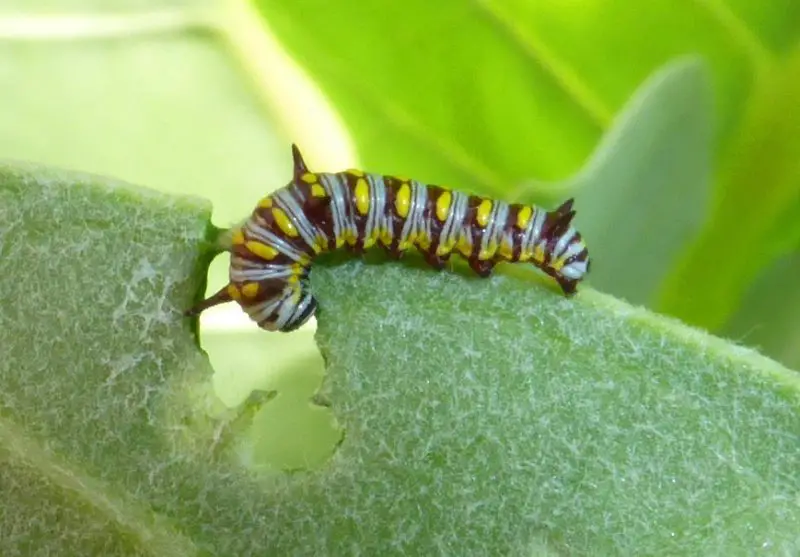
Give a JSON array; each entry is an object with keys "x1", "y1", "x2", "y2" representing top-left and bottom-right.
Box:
[
  {"x1": 3, "y1": 166, "x2": 800, "y2": 555},
  {"x1": 252, "y1": 0, "x2": 800, "y2": 368}
]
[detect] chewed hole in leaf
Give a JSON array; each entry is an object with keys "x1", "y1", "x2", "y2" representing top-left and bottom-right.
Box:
[{"x1": 195, "y1": 251, "x2": 344, "y2": 473}]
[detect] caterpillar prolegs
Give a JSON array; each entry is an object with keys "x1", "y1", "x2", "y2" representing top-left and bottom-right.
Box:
[{"x1": 186, "y1": 145, "x2": 591, "y2": 332}]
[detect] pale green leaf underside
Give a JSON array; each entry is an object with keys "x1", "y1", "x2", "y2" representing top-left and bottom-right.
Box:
[
  {"x1": 2, "y1": 165, "x2": 799, "y2": 555},
  {"x1": 562, "y1": 57, "x2": 712, "y2": 305}
]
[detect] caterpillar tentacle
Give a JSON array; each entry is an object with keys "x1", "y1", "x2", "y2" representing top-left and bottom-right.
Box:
[
  {"x1": 187, "y1": 144, "x2": 591, "y2": 331},
  {"x1": 184, "y1": 284, "x2": 233, "y2": 317}
]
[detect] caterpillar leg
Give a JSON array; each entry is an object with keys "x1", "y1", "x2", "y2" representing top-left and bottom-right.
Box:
[
  {"x1": 555, "y1": 275, "x2": 578, "y2": 297},
  {"x1": 469, "y1": 258, "x2": 496, "y2": 278},
  {"x1": 381, "y1": 241, "x2": 406, "y2": 260},
  {"x1": 185, "y1": 284, "x2": 234, "y2": 317},
  {"x1": 384, "y1": 247, "x2": 404, "y2": 260},
  {"x1": 422, "y1": 251, "x2": 448, "y2": 271},
  {"x1": 344, "y1": 243, "x2": 366, "y2": 256}
]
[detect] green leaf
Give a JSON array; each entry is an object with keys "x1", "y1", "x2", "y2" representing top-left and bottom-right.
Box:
[
  {"x1": 0, "y1": 164, "x2": 211, "y2": 554},
  {"x1": 247, "y1": 0, "x2": 606, "y2": 195},
  {"x1": 658, "y1": 46, "x2": 800, "y2": 330},
  {"x1": 245, "y1": 0, "x2": 798, "y2": 193},
  {"x1": 721, "y1": 0, "x2": 800, "y2": 53},
  {"x1": 300, "y1": 260, "x2": 800, "y2": 555},
  {"x1": 5, "y1": 162, "x2": 799, "y2": 554},
  {"x1": 241, "y1": 0, "x2": 798, "y2": 314}
]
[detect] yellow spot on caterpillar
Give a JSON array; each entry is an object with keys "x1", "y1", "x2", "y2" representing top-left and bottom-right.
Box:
[
  {"x1": 457, "y1": 235, "x2": 472, "y2": 256},
  {"x1": 395, "y1": 183, "x2": 411, "y2": 218},
  {"x1": 436, "y1": 191, "x2": 452, "y2": 222},
  {"x1": 257, "y1": 196, "x2": 273, "y2": 209},
  {"x1": 363, "y1": 234, "x2": 376, "y2": 249},
  {"x1": 355, "y1": 178, "x2": 370, "y2": 215},
  {"x1": 313, "y1": 234, "x2": 327, "y2": 253},
  {"x1": 300, "y1": 172, "x2": 317, "y2": 184},
  {"x1": 498, "y1": 237, "x2": 514, "y2": 259},
  {"x1": 346, "y1": 229, "x2": 358, "y2": 245},
  {"x1": 478, "y1": 240, "x2": 497, "y2": 261},
  {"x1": 550, "y1": 257, "x2": 565, "y2": 271},
  {"x1": 380, "y1": 228, "x2": 393, "y2": 245},
  {"x1": 398, "y1": 232, "x2": 413, "y2": 250},
  {"x1": 346, "y1": 168, "x2": 365, "y2": 177},
  {"x1": 246, "y1": 241, "x2": 278, "y2": 260},
  {"x1": 227, "y1": 284, "x2": 241, "y2": 301},
  {"x1": 335, "y1": 234, "x2": 345, "y2": 248},
  {"x1": 287, "y1": 264, "x2": 304, "y2": 284},
  {"x1": 416, "y1": 233, "x2": 431, "y2": 250},
  {"x1": 476, "y1": 199, "x2": 493, "y2": 228},
  {"x1": 231, "y1": 229, "x2": 245, "y2": 245},
  {"x1": 272, "y1": 207, "x2": 298, "y2": 237},
  {"x1": 436, "y1": 239, "x2": 455, "y2": 256},
  {"x1": 311, "y1": 184, "x2": 327, "y2": 198},
  {"x1": 533, "y1": 245, "x2": 546, "y2": 263},
  {"x1": 242, "y1": 282, "x2": 259, "y2": 298},
  {"x1": 517, "y1": 206, "x2": 533, "y2": 229}
]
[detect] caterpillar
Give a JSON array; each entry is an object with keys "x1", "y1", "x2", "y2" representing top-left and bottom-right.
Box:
[{"x1": 186, "y1": 144, "x2": 591, "y2": 332}]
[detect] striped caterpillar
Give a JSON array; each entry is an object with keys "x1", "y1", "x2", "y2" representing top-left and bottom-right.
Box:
[{"x1": 186, "y1": 145, "x2": 591, "y2": 332}]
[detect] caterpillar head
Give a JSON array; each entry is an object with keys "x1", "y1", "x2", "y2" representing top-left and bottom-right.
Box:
[{"x1": 545, "y1": 198, "x2": 591, "y2": 296}]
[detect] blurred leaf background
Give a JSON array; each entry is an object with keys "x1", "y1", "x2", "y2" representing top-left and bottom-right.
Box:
[{"x1": 1, "y1": 0, "x2": 798, "y2": 473}]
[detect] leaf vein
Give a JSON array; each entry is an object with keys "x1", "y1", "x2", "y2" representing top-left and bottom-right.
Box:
[
  {"x1": 0, "y1": 416, "x2": 198, "y2": 556},
  {"x1": 472, "y1": 0, "x2": 613, "y2": 130}
]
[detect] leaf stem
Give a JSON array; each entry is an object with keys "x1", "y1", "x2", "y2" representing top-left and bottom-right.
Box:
[
  {"x1": 0, "y1": 9, "x2": 214, "y2": 41},
  {"x1": 472, "y1": 0, "x2": 613, "y2": 131},
  {"x1": 693, "y1": 0, "x2": 774, "y2": 73},
  {"x1": 219, "y1": 0, "x2": 511, "y2": 195},
  {"x1": 216, "y1": 0, "x2": 358, "y2": 171}
]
